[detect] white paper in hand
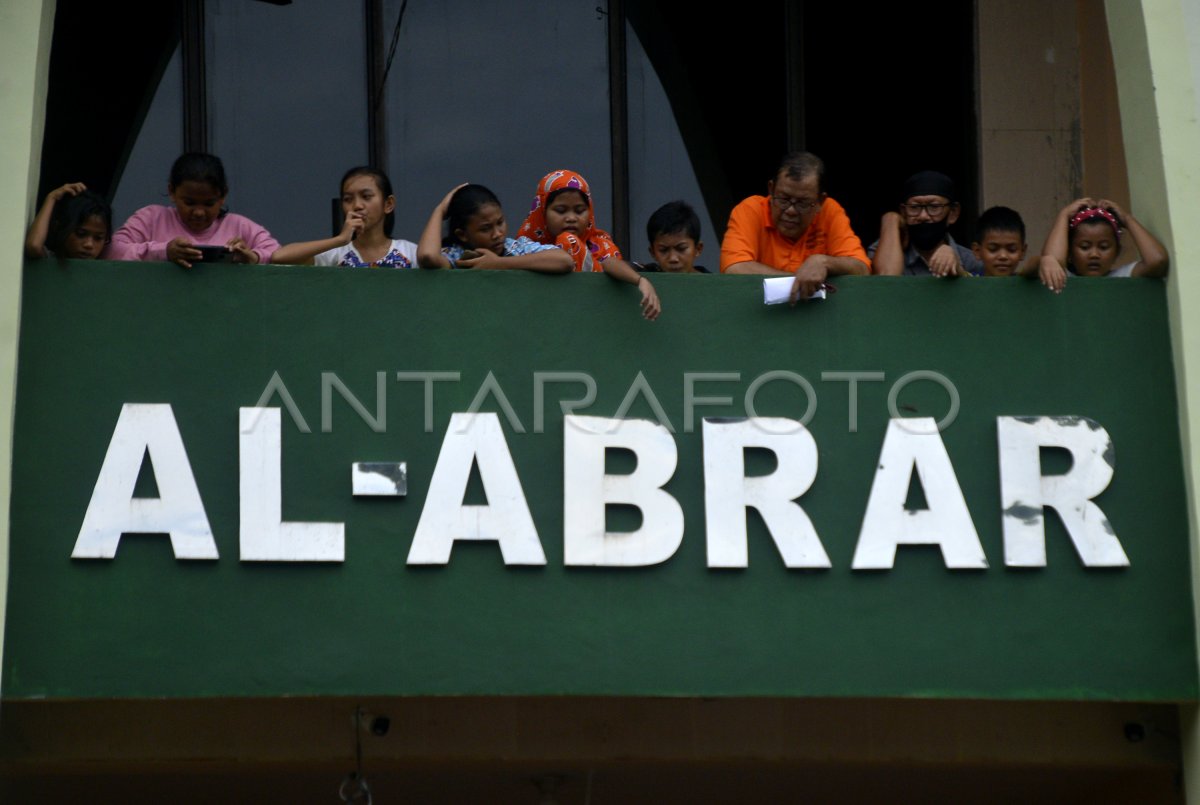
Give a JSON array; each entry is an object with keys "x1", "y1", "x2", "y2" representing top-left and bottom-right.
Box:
[{"x1": 763, "y1": 276, "x2": 825, "y2": 305}]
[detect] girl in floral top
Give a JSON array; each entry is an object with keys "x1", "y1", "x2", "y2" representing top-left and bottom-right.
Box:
[{"x1": 272, "y1": 166, "x2": 417, "y2": 268}]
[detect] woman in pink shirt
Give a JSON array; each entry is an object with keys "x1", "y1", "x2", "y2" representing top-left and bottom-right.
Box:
[{"x1": 111, "y1": 153, "x2": 279, "y2": 268}]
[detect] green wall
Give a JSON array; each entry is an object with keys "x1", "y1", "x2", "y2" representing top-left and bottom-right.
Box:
[{"x1": 3, "y1": 264, "x2": 1195, "y2": 700}]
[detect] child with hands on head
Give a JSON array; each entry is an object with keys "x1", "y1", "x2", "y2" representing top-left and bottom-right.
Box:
[
  {"x1": 25, "y1": 182, "x2": 112, "y2": 259},
  {"x1": 1033, "y1": 197, "x2": 1169, "y2": 293},
  {"x1": 518, "y1": 170, "x2": 661, "y2": 320},
  {"x1": 111, "y1": 153, "x2": 278, "y2": 268},
  {"x1": 273, "y1": 166, "x2": 418, "y2": 268},
  {"x1": 416, "y1": 183, "x2": 572, "y2": 272}
]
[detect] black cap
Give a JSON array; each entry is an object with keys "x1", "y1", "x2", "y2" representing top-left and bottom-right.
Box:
[{"x1": 902, "y1": 171, "x2": 956, "y2": 203}]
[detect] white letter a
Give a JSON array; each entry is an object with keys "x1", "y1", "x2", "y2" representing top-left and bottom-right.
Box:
[{"x1": 74, "y1": 404, "x2": 217, "y2": 560}]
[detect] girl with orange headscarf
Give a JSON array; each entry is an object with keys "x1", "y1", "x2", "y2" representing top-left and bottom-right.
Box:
[{"x1": 519, "y1": 170, "x2": 661, "y2": 320}]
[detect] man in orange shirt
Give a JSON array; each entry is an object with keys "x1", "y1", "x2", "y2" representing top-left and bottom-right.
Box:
[{"x1": 720, "y1": 152, "x2": 869, "y2": 301}]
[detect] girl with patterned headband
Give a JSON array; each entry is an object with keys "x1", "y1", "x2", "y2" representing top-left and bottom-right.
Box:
[
  {"x1": 1033, "y1": 197, "x2": 1169, "y2": 293},
  {"x1": 518, "y1": 170, "x2": 661, "y2": 320}
]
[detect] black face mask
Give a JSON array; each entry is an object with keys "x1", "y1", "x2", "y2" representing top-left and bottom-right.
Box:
[{"x1": 908, "y1": 220, "x2": 948, "y2": 251}]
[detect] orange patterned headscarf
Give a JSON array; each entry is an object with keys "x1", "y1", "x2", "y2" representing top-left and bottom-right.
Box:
[{"x1": 517, "y1": 169, "x2": 622, "y2": 272}]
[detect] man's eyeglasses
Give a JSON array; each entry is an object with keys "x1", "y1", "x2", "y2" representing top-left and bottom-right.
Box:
[
  {"x1": 901, "y1": 202, "x2": 952, "y2": 217},
  {"x1": 771, "y1": 196, "x2": 820, "y2": 213}
]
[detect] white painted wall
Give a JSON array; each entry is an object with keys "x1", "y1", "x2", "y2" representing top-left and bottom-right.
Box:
[
  {"x1": 0, "y1": 0, "x2": 55, "y2": 696},
  {"x1": 1105, "y1": 1, "x2": 1200, "y2": 801}
]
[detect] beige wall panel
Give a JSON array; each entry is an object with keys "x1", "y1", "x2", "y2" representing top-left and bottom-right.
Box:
[
  {"x1": 978, "y1": 128, "x2": 1075, "y2": 251},
  {"x1": 1079, "y1": 0, "x2": 1130, "y2": 205},
  {"x1": 978, "y1": 0, "x2": 1079, "y2": 133},
  {"x1": 978, "y1": 0, "x2": 1082, "y2": 249}
]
